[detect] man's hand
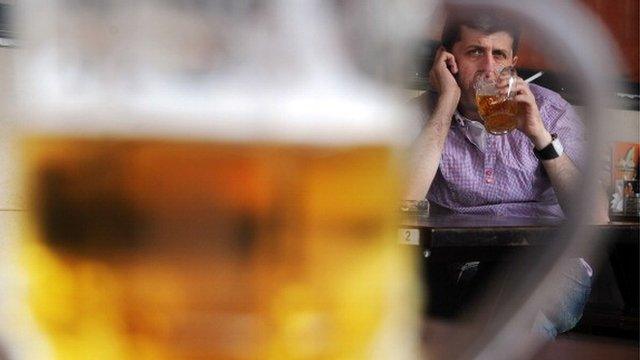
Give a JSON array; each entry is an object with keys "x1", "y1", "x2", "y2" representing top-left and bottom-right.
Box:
[
  {"x1": 510, "y1": 77, "x2": 552, "y2": 149},
  {"x1": 429, "y1": 47, "x2": 461, "y2": 103}
]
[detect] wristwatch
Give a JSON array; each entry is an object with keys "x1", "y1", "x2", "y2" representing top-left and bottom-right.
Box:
[{"x1": 533, "y1": 133, "x2": 564, "y2": 160}]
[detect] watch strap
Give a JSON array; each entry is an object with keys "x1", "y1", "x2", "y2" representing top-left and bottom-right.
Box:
[{"x1": 533, "y1": 133, "x2": 563, "y2": 160}]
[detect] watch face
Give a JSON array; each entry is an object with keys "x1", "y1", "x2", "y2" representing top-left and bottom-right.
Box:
[{"x1": 552, "y1": 138, "x2": 564, "y2": 157}]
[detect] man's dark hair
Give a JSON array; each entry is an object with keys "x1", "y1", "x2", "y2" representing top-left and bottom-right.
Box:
[{"x1": 441, "y1": 8, "x2": 521, "y2": 54}]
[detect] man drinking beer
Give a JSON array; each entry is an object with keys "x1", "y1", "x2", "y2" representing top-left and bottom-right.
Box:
[{"x1": 405, "y1": 8, "x2": 603, "y2": 339}]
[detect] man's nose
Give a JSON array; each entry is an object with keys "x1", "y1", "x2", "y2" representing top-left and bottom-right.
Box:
[{"x1": 481, "y1": 54, "x2": 495, "y2": 74}]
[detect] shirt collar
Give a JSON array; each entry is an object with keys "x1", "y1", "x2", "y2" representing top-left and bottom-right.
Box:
[{"x1": 454, "y1": 110, "x2": 487, "y2": 153}]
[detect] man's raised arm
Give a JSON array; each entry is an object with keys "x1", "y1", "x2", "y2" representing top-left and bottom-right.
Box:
[
  {"x1": 404, "y1": 48, "x2": 460, "y2": 200},
  {"x1": 511, "y1": 78, "x2": 609, "y2": 222}
]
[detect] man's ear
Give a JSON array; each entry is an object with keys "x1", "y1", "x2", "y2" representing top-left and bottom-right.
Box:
[{"x1": 512, "y1": 55, "x2": 518, "y2": 67}]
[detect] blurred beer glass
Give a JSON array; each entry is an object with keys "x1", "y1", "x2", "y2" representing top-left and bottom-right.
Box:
[{"x1": 16, "y1": 1, "x2": 423, "y2": 358}]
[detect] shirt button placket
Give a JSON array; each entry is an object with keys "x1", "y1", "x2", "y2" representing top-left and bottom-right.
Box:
[{"x1": 484, "y1": 137, "x2": 495, "y2": 184}]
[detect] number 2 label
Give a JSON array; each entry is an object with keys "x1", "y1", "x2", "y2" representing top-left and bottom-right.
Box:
[{"x1": 398, "y1": 228, "x2": 419, "y2": 245}]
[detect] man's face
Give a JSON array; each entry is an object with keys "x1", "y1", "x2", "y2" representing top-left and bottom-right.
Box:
[{"x1": 450, "y1": 25, "x2": 517, "y2": 116}]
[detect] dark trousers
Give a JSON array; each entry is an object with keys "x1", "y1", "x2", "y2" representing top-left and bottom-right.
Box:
[{"x1": 425, "y1": 260, "x2": 499, "y2": 318}]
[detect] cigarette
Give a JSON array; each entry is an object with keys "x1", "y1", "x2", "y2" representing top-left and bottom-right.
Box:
[{"x1": 524, "y1": 71, "x2": 543, "y2": 83}]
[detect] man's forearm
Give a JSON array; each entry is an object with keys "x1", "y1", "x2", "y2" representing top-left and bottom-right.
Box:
[
  {"x1": 530, "y1": 125, "x2": 609, "y2": 222},
  {"x1": 541, "y1": 154, "x2": 581, "y2": 212},
  {"x1": 542, "y1": 155, "x2": 609, "y2": 222},
  {"x1": 404, "y1": 94, "x2": 457, "y2": 200}
]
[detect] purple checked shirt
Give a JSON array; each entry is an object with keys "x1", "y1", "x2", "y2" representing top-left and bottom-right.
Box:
[{"x1": 426, "y1": 84, "x2": 586, "y2": 218}]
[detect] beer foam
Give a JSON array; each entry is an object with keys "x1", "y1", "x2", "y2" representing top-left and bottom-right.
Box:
[
  {"x1": 20, "y1": 78, "x2": 416, "y2": 146},
  {"x1": 15, "y1": 0, "x2": 425, "y2": 147}
]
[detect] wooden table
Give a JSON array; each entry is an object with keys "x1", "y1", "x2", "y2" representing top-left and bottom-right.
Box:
[{"x1": 399, "y1": 213, "x2": 638, "y2": 262}]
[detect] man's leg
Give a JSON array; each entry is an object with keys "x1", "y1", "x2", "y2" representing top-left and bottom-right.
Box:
[
  {"x1": 532, "y1": 258, "x2": 593, "y2": 339},
  {"x1": 426, "y1": 261, "x2": 465, "y2": 318}
]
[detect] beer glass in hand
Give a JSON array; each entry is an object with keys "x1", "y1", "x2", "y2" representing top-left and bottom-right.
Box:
[{"x1": 475, "y1": 66, "x2": 519, "y2": 135}]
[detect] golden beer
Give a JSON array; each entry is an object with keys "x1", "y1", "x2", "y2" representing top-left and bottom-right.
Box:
[
  {"x1": 476, "y1": 94, "x2": 519, "y2": 135},
  {"x1": 22, "y1": 136, "x2": 415, "y2": 359}
]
